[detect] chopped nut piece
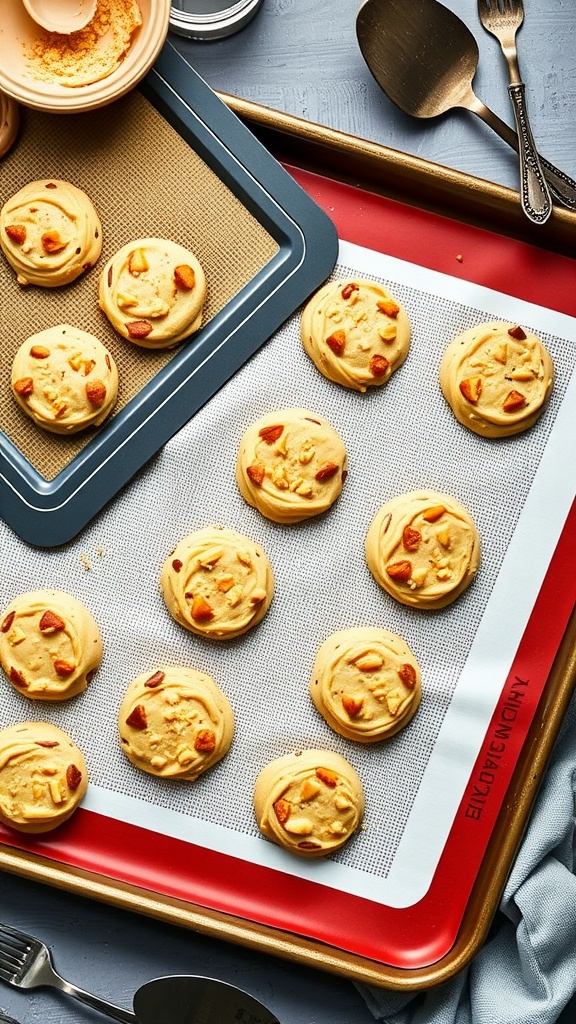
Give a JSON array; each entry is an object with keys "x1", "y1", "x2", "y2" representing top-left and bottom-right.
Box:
[
  {"x1": 144, "y1": 671, "x2": 165, "y2": 688},
  {"x1": 436, "y1": 526, "x2": 451, "y2": 548},
  {"x1": 1, "y1": 611, "x2": 15, "y2": 633},
  {"x1": 398, "y1": 663, "x2": 417, "y2": 689},
  {"x1": 508, "y1": 325, "x2": 527, "y2": 340},
  {"x1": 66, "y1": 764, "x2": 83, "y2": 791},
  {"x1": 354, "y1": 652, "x2": 383, "y2": 671},
  {"x1": 172, "y1": 558, "x2": 183, "y2": 572},
  {"x1": 284, "y1": 815, "x2": 314, "y2": 835},
  {"x1": 422, "y1": 505, "x2": 446, "y2": 522},
  {"x1": 53, "y1": 658, "x2": 75, "y2": 677},
  {"x1": 5, "y1": 223, "x2": 26, "y2": 245},
  {"x1": 315, "y1": 461, "x2": 339, "y2": 481},
  {"x1": 9, "y1": 666, "x2": 27, "y2": 687},
  {"x1": 493, "y1": 343, "x2": 508, "y2": 364},
  {"x1": 316, "y1": 767, "x2": 338, "y2": 788},
  {"x1": 342, "y1": 694, "x2": 364, "y2": 717},
  {"x1": 369, "y1": 353, "x2": 389, "y2": 377},
  {"x1": 14, "y1": 377, "x2": 34, "y2": 397},
  {"x1": 174, "y1": 264, "x2": 196, "y2": 290},
  {"x1": 300, "y1": 778, "x2": 322, "y2": 801},
  {"x1": 297, "y1": 840, "x2": 322, "y2": 850},
  {"x1": 325, "y1": 329, "x2": 346, "y2": 356},
  {"x1": 459, "y1": 376, "x2": 483, "y2": 404},
  {"x1": 126, "y1": 704, "x2": 147, "y2": 730},
  {"x1": 341, "y1": 282, "x2": 359, "y2": 300},
  {"x1": 41, "y1": 230, "x2": 67, "y2": 254},
  {"x1": 30, "y1": 345, "x2": 50, "y2": 359},
  {"x1": 258, "y1": 424, "x2": 284, "y2": 445},
  {"x1": 376, "y1": 298, "x2": 400, "y2": 318},
  {"x1": 503, "y1": 389, "x2": 527, "y2": 412},
  {"x1": 194, "y1": 729, "x2": 216, "y2": 752},
  {"x1": 216, "y1": 575, "x2": 235, "y2": 593},
  {"x1": 246, "y1": 463, "x2": 265, "y2": 486},
  {"x1": 249, "y1": 587, "x2": 267, "y2": 605},
  {"x1": 386, "y1": 560, "x2": 412, "y2": 581},
  {"x1": 378, "y1": 324, "x2": 397, "y2": 342},
  {"x1": 39, "y1": 610, "x2": 65, "y2": 634},
  {"x1": 402, "y1": 526, "x2": 421, "y2": 551},
  {"x1": 49, "y1": 778, "x2": 67, "y2": 805},
  {"x1": 274, "y1": 798, "x2": 291, "y2": 824},
  {"x1": 128, "y1": 248, "x2": 149, "y2": 275},
  {"x1": 127, "y1": 320, "x2": 153, "y2": 339},
  {"x1": 85, "y1": 380, "x2": 107, "y2": 407},
  {"x1": 190, "y1": 594, "x2": 214, "y2": 622}
]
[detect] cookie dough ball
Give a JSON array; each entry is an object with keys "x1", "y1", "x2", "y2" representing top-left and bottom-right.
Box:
[
  {"x1": 99, "y1": 237, "x2": 207, "y2": 348},
  {"x1": 365, "y1": 490, "x2": 480, "y2": 610},
  {"x1": 439, "y1": 321, "x2": 554, "y2": 438},
  {"x1": 236, "y1": 408, "x2": 348, "y2": 524},
  {"x1": 0, "y1": 722, "x2": 88, "y2": 833},
  {"x1": 310, "y1": 627, "x2": 421, "y2": 742},
  {"x1": 301, "y1": 278, "x2": 411, "y2": 392},
  {"x1": 0, "y1": 179, "x2": 102, "y2": 287},
  {"x1": 0, "y1": 589, "x2": 103, "y2": 700},
  {"x1": 11, "y1": 324, "x2": 118, "y2": 434},
  {"x1": 160, "y1": 526, "x2": 274, "y2": 640},
  {"x1": 254, "y1": 749, "x2": 364, "y2": 858},
  {"x1": 0, "y1": 92, "x2": 19, "y2": 159},
  {"x1": 118, "y1": 666, "x2": 234, "y2": 780}
]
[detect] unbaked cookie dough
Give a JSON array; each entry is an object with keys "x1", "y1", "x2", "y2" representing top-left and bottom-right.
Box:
[
  {"x1": 253, "y1": 748, "x2": 364, "y2": 858},
  {"x1": 439, "y1": 321, "x2": 554, "y2": 437},
  {"x1": 310, "y1": 627, "x2": 421, "y2": 742},
  {"x1": 160, "y1": 526, "x2": 274, "y2": 640},
  {"x1": 0, "y1": 179, "x2": 102, "y2": 287},
  {"x1": 235, "y1": 407, "x2": 348, "y2": 524},
  {"x1": 301, "y1": 277, "x2": 411, "y2": 392},
  {"x1": 0, "y1": 721, "x2": 88, "y2": 833},
  {"x1": 365, "y1": 490, "x2": 480, "y2": 610},
  {"x1": 11, "y1": 324, "x2": 118, "y2": 434},
  {"x1": 99, "y1": 237, "x2": 207, "y2": 348},
  {"x1": 118, "y1": 666, "x2": 234, "y2": 781},
  {"x1": 0, "y1": 589, "x2": 103, "y2": 700},
  {"x1": 0, "y1": 92, "x2": 19, "y2": 160}
]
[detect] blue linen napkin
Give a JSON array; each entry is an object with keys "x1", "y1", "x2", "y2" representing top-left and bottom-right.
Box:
[{"x1": 358, "y1": 685, "x2": 576, "y2": 1024}]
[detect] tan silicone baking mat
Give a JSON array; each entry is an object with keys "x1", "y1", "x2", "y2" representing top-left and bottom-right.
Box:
[{"x1": 0, "y1": 90, "x2": 279, "y2": 480}]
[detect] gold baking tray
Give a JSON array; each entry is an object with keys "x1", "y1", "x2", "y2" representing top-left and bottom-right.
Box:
[{"x1": 1, "y1": 93, "x2": 575, "y2": 992}]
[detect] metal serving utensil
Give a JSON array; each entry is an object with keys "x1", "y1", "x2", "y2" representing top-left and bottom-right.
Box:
[
  {"x1": 0, "y1": 923, "x2": 281, "y2": 1024},
  {"x1": 134, "y1": 975, "x2": 281, "y2": 1024},
  {"x1": 356, "y1": 0, "x2": 576, "y2": 212},
  {"x1": 477, "y1": 0, "x2": 551, "y2": 223}
]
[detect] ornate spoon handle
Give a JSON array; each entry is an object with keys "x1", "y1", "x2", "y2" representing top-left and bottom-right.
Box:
[{"x1": 508, "y1": 81, "x2": 552, "y2": 223}]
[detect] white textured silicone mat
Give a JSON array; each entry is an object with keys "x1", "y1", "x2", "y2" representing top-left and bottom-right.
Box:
[{"x1": 1, "y1": 239, "x2": 574, "y2": 909}]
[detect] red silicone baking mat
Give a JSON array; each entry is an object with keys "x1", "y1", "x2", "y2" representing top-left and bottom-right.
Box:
[{"x1": 1, "y1": 167, "x2": 575, "y2": 974}]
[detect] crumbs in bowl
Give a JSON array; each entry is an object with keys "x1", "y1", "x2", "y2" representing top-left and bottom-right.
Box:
[{"x1": 23, "y1": 0, "x2": 143, "y2": 88}]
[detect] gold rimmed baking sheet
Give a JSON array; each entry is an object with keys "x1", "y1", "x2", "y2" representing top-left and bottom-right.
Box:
[
  {"x1": 0, "y1": 91, "x2": 278, "y2": 480},
  {"x1": 0, "y1": 93, "x2": 575, "y2": 993}
]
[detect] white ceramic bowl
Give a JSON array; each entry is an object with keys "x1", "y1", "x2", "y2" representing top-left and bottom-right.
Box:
[{"x1": 0, "y1": 0, "x2": 171, "y2": 113}]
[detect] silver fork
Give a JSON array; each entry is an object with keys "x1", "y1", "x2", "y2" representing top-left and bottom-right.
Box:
[
  {"x1": 0, "y1": 923, "x2": 136, "y2": 1024},
  {"x1": 478, "y1": 0, "x2": 552, "y2": 224}
]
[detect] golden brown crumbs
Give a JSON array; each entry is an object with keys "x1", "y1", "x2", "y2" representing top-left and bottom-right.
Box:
[{"x1": 24, "y1": 0, "x2": 142, "y2": 88}]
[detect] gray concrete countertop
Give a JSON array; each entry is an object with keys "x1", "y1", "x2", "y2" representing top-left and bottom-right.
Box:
[{"x1": 1, "y1": 3, "x2": 575, "y2": 1023}]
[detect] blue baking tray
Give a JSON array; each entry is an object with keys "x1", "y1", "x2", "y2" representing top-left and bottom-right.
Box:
[{"x1": 0, "y1": 41, "x2": 338, "y2": 547}]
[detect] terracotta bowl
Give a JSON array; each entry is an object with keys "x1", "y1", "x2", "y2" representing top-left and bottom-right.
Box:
[{"x1": 0, "y1": 0, "x2": 171, "y2": 113}]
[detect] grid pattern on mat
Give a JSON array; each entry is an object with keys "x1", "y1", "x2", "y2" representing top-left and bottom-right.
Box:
[{"x1": 0, "y1": 244, "x2": 572, "y2": 883}]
